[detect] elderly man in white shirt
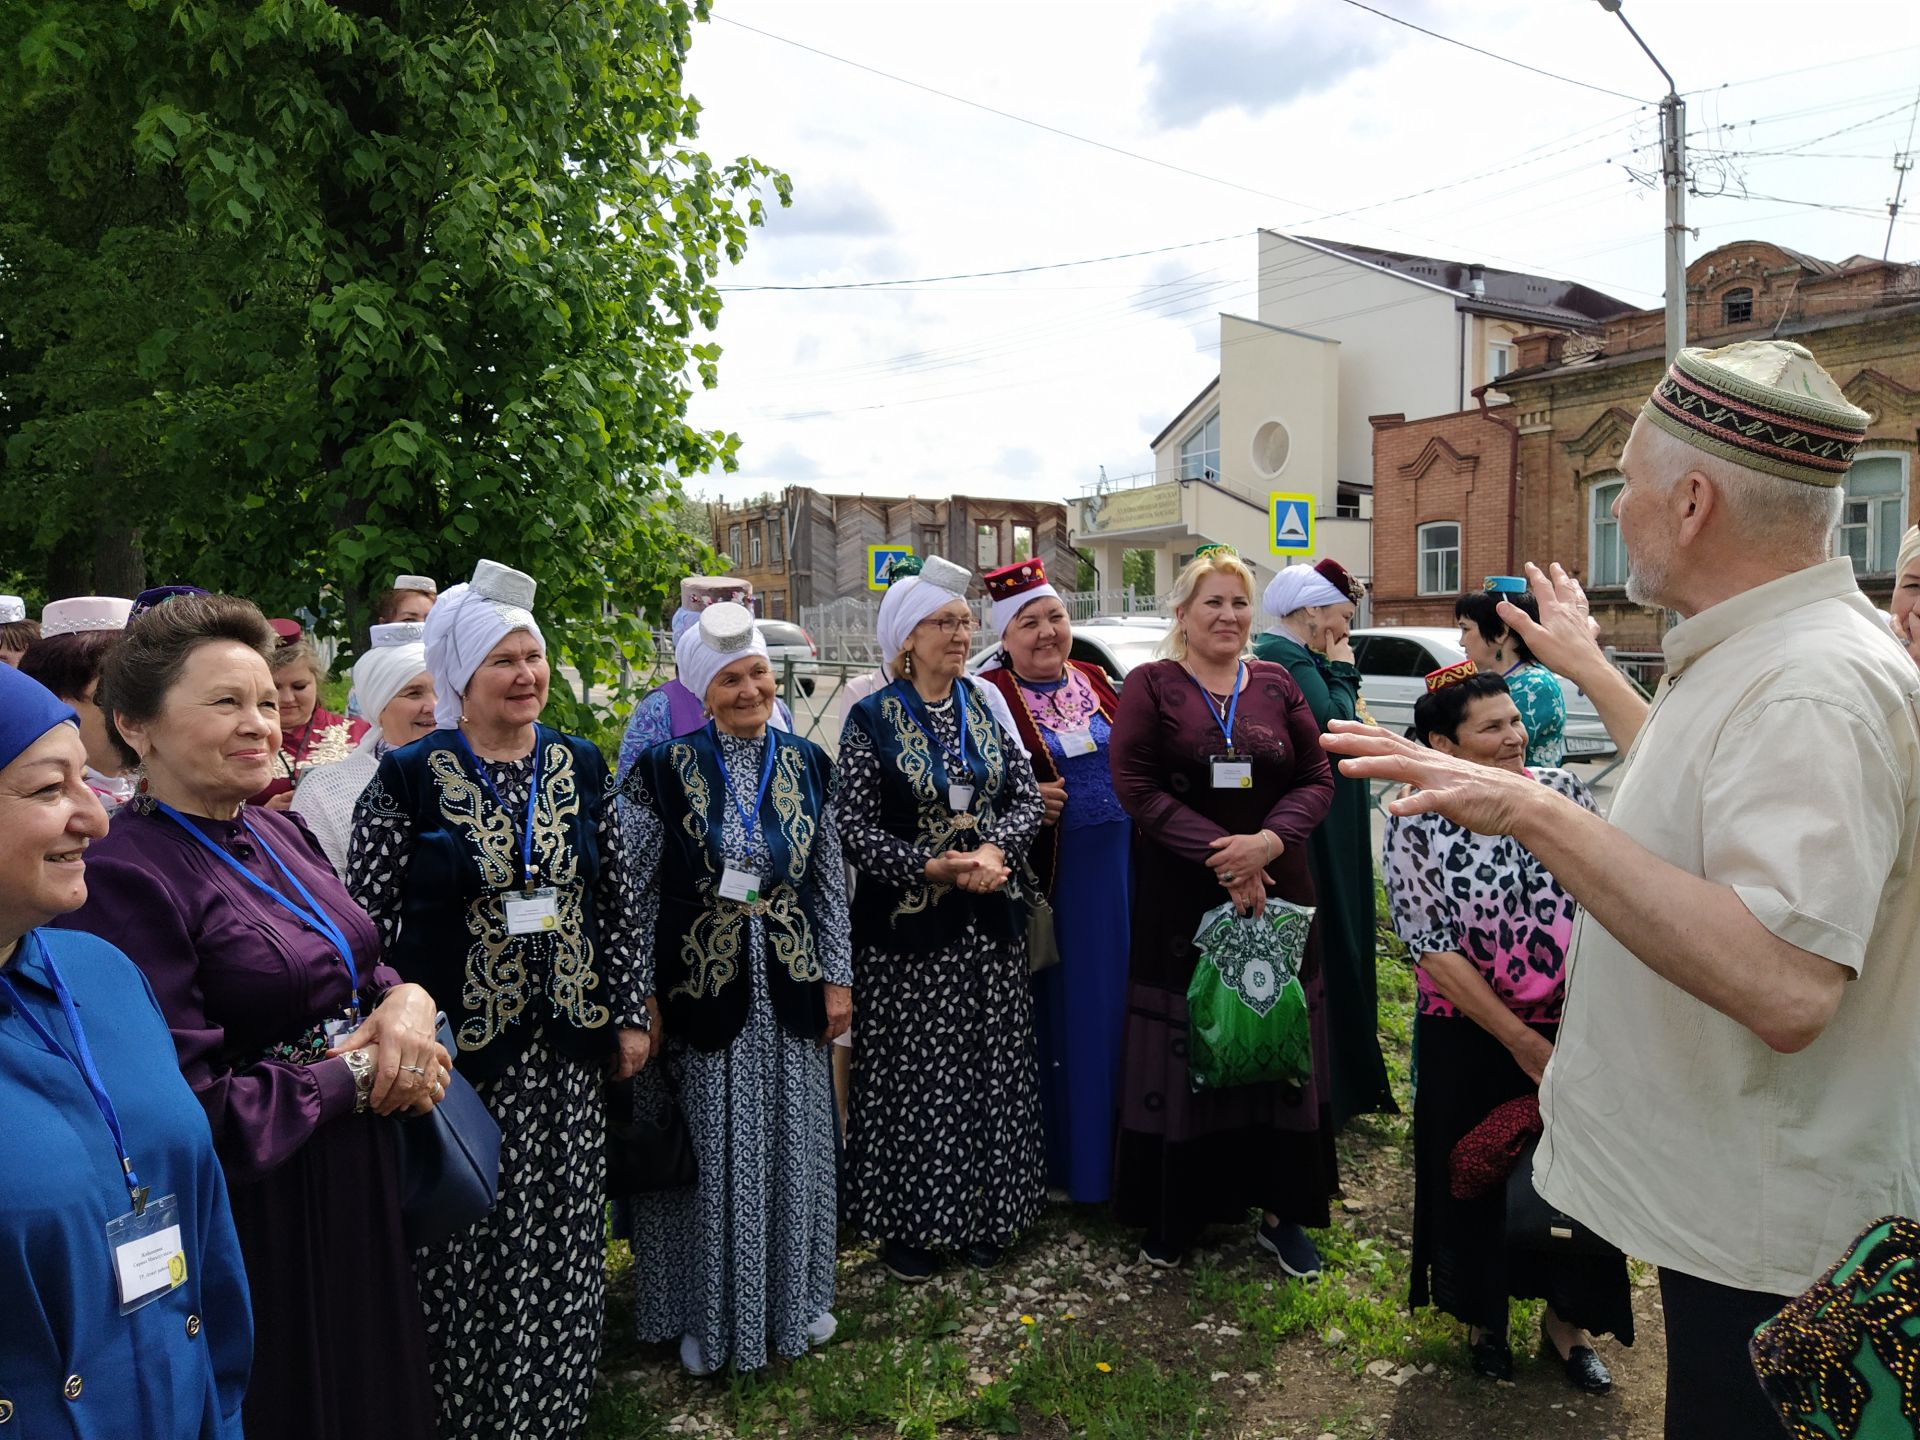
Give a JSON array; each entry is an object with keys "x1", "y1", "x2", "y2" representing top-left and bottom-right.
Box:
[{"x1": 1326, "y1": 339, "x2": 1920, "y2": 1440}]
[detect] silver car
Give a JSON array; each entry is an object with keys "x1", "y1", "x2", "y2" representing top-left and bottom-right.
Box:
[
  {"x1": 968, "y1": 615, "x2": 1168, "y2": 686},
  {"x1": 756, "y1": 619, "x2": 818, "y2": 697},
  {"x1": 1348, "y1": 627, "x2": 1617, "y2": 762}
]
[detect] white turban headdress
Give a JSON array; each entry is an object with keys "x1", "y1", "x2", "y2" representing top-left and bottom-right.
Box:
[
  {"x1": 674, "y1": 602, "x2": 766, "y2": 707},
  {"x1": 1263, "y1": 564, "x2": 1348, "y2": 620},
  {"x1": 876, "y1": 555, "x2": 972, "y2": 663},
  {"x1": 352, "y1": 624, "x2": 430, "y2": 751},
  {"x1": 424, "y1": 560, "x2": 545, "y2": 728}
]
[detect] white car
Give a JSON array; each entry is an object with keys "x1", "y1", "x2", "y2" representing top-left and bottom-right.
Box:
[
  {"x1": 756, "y1": 619, "x2": 818, "y2": 697},
  {"x1": 1348, "y1": 627, "x2": 1618, "y2": 762},
  {"x1": 967, "y1": 616, "x2": 1167, "y2": 686}
]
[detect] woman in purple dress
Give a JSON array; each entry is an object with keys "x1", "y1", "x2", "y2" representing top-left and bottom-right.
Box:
[
  {"x1": 57, "y1": 590, "x2": 446, "y2": 1440},
  {"x1": 1108, "y1": 549, "x2": 1338, "y2": 1273}
]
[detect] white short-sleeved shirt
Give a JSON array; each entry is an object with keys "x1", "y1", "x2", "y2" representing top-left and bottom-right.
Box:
[{"x1": 1536, "y1": 559, "x2": 1920, "y2": 1296}]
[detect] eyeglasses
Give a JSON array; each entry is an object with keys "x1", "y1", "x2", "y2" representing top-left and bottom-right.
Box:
[{"x1": 920, "y1": 615, "x2": 977, "y2": 635}]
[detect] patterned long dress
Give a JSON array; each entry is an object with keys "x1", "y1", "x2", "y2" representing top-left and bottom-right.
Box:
[
  {"x1": 835, "y1": 685, "x2": 1048, "y2": 1251},
  {"x1": 620, "y1": 730, "x2": 851, "y2": 1371},
  {"x1": 348, "y1": 754, "x2": 646, "y2": 1439}
]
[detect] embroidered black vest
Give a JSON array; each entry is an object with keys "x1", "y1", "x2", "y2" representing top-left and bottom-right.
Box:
[
  {"x1": 627, "y1": 726, "x2": 833, "y2": 1052},
  {"x1": 844, "y1": 680, "x2": 1024, "y2": 951},
  {"x1": 372, "y1": 726, "x2": 615, "y2": 1081}
]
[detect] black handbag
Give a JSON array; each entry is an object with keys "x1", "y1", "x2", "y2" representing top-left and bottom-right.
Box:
[
  {"x1": 1504, "y1": 1135, "x2": 1615, "y2": 1257},
  {"x1": 606, "y1": 1067, "x2": 698, "y2": 1197},
  {"x1": 392, "y1": 1014, "x2": 503, "y2": 1249}
]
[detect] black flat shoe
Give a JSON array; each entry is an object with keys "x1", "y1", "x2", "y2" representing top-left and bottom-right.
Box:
[
  {"x1": 1468, "y1": 1332, "x2": 1513, "y2": 1381},
  {"x1": 964, "y1": 1242, "x2": 1003, "y2": 1270},
  {"x1": 881, "y1": 1240, "x2": 937, "y2": 1284},
  {"x1": 1541, "y1": 1317, "x2": 1613, "y2": 1394}
]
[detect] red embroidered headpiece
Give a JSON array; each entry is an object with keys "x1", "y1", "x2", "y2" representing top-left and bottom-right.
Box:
[{"x1": 1424, "y1": 659, "x2": 1478, "y2": 693}]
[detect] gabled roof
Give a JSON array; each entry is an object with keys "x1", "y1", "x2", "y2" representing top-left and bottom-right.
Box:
[{"x1": 1279, "y1": 232, "x2": 1639, "y2": 328}]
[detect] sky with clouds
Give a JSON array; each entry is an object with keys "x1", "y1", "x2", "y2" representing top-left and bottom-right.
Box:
[{"x1": 676, "y1": 0, "x2": 1920, "y2": 506}]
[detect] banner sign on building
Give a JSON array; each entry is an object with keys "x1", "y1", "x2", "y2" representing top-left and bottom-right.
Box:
[{"x1": 1079, "y1": 483, "x2": 1183, "y2": 536}]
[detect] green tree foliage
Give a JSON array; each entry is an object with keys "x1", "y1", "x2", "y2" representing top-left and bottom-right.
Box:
[{"x1": 0, "y1": 1, "x2": 785, "y2": 726}]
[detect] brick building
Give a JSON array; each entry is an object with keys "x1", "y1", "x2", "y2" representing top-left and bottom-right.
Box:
[
  {"x1": 1370, "y1": 239, "x2": 1920, "y2": 664},
  {"x1": 708, "y1": 487, "x2": 1075, "y2": 620}
]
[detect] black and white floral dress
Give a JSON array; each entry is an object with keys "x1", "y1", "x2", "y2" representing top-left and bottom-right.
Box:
[
  {"x1": 348, "y1": 752, "x2": 647, "y2": 1439},
  {"x1": 620, "y1": 729, "x2": 852, "y2": 1372},
  {"x1": 835, "y1": 687, "x2": 1048, "y2": 1252}
]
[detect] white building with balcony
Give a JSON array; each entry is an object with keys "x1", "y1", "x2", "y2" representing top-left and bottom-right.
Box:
[{"x1": 1076, "y1": 231, "x2": 1635, "y2": 598}]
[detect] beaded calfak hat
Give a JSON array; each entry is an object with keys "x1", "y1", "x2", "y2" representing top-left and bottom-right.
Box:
[
  {"x1": 918, "y1": 555, "x2": 972, "y2": 598},
  {"x1": 369, "y1": 622, "x2": 426, "y2": 648},
  {"x1": 41, "y1": 597, "x2": 134, "y2": 636},
  {"x1": 470, "y1": 559, "x2": 536, "y2": 611}
]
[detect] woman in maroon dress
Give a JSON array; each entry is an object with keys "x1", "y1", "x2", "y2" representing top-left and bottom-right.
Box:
[
  {"x1": 1108, "y1": 549, "x2": 1338, "y2": 1273},
  {"x1": 57, "y1": 590, "x2": 445, "y2": 1440}
]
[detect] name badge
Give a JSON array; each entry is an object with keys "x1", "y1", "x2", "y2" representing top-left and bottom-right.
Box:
[
  {"x1": 948, "y1": 784, "x2": 975, "y2": 812},
  {"x1": 107, "y1": 1193, "x2": 186, "y2": 1314},
  {"x1": 1058, "y1": 729, "x2": 1097, "y2": 758},
  {"x1": 718, "y1": 866, "x2": 765, "y2": 905},
  {"x1": 1210, "y1": 756, "x2": 1253, "y2": 790},
  {"x1": 504, "y1": 887, "x2": 560, "y2": 936}
]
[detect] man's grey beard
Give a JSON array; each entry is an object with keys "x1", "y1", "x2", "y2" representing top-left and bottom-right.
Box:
[{"x1": 1624, "y1": 545, "x2": 1671, "y2": 610}]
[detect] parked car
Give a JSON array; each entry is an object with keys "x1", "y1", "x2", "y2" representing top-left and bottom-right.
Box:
[
  {"x1": 1348, "y1": 627, "x2": 1618, "y2": 762},
  {"x1": 757, "y1": 619, "x2": 818, "y2": 696},
  {"x1": 967, "y1": 616, "x2": 1168, "y2": 687}
]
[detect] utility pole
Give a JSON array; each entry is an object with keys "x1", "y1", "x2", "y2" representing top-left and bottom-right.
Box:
[
  {"x1": 1885, "y1": 90, "x2": 1918, "y2": 261},
  {"x1": 1598, "y1": 1, "x2": 1686, "y2": 362}
]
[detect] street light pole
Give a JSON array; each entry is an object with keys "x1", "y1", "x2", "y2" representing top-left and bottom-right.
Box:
[{"x1": 1598, "y1": 0, "x2": 1686, "y2": 362}]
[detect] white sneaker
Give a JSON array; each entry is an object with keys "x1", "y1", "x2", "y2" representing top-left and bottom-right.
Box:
[
  {"x1": 679, "y1": 1332, "x2": 720, "y2": 1377},
  {"x1": 806, "y1": 1312, "x2": 838, "y2": 1348}
]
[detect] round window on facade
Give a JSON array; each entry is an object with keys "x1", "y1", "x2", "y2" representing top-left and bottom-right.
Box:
[{"x1": 1251, "y1": 420, "x2": 1292, "y2": 480}]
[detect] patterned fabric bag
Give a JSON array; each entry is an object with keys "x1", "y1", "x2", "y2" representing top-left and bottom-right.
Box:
[
  {"x1": 1185, "y1": 898, "x2": 1314, "y2": 1093},
  {"x1": 1749, "y1": 1215, "x2": 1920, "y2": 1440}
]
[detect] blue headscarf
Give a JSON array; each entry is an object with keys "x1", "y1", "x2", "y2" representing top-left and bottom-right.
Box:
[{"x1": 0, "y1": 664, "x2": 78, "y2": 774}]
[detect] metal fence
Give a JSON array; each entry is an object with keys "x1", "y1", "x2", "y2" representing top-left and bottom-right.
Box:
[{"x1": 799, "y1": 587, "x2": 1164, "y2": 664}]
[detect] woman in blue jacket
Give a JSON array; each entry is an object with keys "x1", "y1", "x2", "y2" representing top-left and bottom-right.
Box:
[{"x1": 0, "y1": 663, "x2": 251, "y2": 1436}]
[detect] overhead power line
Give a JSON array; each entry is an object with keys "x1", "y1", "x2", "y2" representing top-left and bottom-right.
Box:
[
  {"x1": 716, "y1": 231, "x2": 1245, "y2": 292},
  {"x1": 1329, "y1": 0, "x2": 1647, "y2": 103}
]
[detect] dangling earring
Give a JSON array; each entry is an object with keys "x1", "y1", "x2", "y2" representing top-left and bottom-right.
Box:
[{"x1": 902, "y1": 652, "x2": 915, "y2": 679}]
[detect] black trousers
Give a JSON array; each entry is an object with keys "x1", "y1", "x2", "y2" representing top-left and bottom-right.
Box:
[{"x1": 1659, "y1": 1267, "x2": 1792, "y2": 1439}]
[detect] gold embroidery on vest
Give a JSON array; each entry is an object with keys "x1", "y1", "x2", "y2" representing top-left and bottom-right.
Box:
[
  {"x1": 430, "y1": 748, "x2": 526, "y2": 1050},
  {"x1": 669, "y1": 739, "x2": 713, "y2": 852},
  {"x1": 531, "y1": 742, "x2": 609, "y2": 1031},
  {"x1": 769, "y1": 742, "x2": 813, "y2": 884}
]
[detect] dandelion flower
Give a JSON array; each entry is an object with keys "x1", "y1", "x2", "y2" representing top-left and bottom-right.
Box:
[
  {"x1": 1095, "y1": 1362, "x2": 1113, "y2": 1374},
  {"x1": 1020, "y1": 1315, "x2": 1035, "y2": 1326}
]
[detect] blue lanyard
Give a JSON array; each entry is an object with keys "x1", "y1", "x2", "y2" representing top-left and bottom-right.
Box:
[
  {"x1": 452, "y1": 731, "x2": 543, "y2": 888},
  {"x1": 0, "y1": 934, "x2": 148, "y2": 1212},
  {"x1": 888, "y1": 680, "x2": 978, "y2": 789},
  {"x1": 707, "y1": 722, "x2": 777, "y2": 846},
  {"x1": 153, "y1": 800, "x2": 360, "y2": 1011},
  {"x1": 1181, "y1": 662, "x2": 1244, "y2": 753}
]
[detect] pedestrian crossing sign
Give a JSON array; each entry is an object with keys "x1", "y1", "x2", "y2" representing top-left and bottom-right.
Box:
[
  {"x1": 1269, "y1": 494, "x2": 1314, "y2": 555},
  {"x1": 868, "y1": 545, "x2": 915, "y2": 591}
]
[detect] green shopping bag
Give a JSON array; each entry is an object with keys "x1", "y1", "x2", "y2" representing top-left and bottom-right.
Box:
[{"x1": 1185, "y1": 898, "x2": 1314, "y2": 1093}]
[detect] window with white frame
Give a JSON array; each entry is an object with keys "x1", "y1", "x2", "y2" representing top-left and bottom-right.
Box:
[
  {"x1": 1416, "y1": 521, "x2": 1461, "y2": 596},
  {"x1": 1590, "y1": 478, "x2": 1627, "y2": 588},
  {"x1": 1488, "y1": 344, "x2": 1514, "y2": 380},
  {"x1": 1834, "y1": 453, "x2": 1909, "y2": 576},
  {"x1": 1179, "y1": 411, "x2": 1221, "y2": 482},
  {"x1": 749, "y1": 525, "x2": 763, "y2": 567},
  {"x1": 767, "y1": 520, "x2": 784, "y2": 570}
]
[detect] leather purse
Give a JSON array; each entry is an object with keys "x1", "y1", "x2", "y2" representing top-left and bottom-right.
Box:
[
  {"x1": 392, "y1": 1014, "x2": 503, "y2": 1249},
  {"x1": 1504, "y1": 1134, "x2": 1614, "y2": 1257},
  {"x1": 606, "y1": 1068, "x2": 698, "y2": 1197},
  {"x1": 1027, "y1": 889, "x2": 1061, "y2": 973}
]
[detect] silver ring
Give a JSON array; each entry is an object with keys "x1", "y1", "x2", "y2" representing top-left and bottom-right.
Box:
[
  {"x1": 399, "y1": 1064, "x2": 427, "y2": 1075},
  {"x1": 1223, "y1": 871, "x2": 1236, "y2": 883}
]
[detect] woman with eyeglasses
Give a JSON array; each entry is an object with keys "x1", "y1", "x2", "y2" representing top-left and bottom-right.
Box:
[{"x1": 833, "y1": 556, "x2": 1046, "y2": 1283}]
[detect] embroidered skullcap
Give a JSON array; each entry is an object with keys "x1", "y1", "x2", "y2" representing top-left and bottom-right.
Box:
[
  {"x1": 369, "y1": 622, "x2": 425, "y2": 648},
  {"x1": 1898, "y1": 525, "x2": 1920, "y2": 580},
  {"x1": 268, "y1": 618, "x2": 304, "y2": 648},
  {"x1": 0, "y1": 597, "x2": 24, "y2": 624},
  {"x1": 1263, "y1": 563, "x2": 1347, "y2": 618},
  {"x1": 984, "y1": 557, "x2": 1060, "y2": 638},
  {"x1": 392, "y1": 574, "x2": 437, "y2": 595},
  {"x1": 351, "y1": 640, "x2": 429, "y2": 751},
  {"x1": 1193, "y1": 543, "x2": 1236, "y2": 559},
  {"x1": 1425, "y1": 659, "x2": 1478, "y2": 692},
  {"x1": 127, "y1": 585, "x2": 209, "y2": 621},
  {"x1": 0, "y1": 663, "x2": 78, "y2": 774},
  {"x1": 424, "y1": 559, "x2": 545, "y2": 727},
  {"x1": 1314, "y1": 558, "x2": 1365, "y2": 603},
  {"x1": 1642, "y1": 340, "x2": 1869, "y2": 488},
  {"x1": 675, "y1": 602, "x2": 766, "y2": 706},
  {"x1": 41, "y1": 597, "x2": 134, "y2": 637},
  {"x1": 876, "y1": 555, "x2": 972, "y2": 663},
  {"x1": 885, "y1": 556, "x2": 923, "y2": 583}
]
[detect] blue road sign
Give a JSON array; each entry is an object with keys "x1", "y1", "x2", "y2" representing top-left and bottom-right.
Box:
[
  {"x1": 1269, "y1": 493, "x2": 1314, "y2": 555},
  {"x1": 868, "y1": 545, "x2": 915, "y2": 591}
]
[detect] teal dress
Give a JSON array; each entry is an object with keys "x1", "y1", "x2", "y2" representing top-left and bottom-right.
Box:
[
  {"x1": 1252, "y1": 632, "x2": 1397, "y2": 1127},
  {"x1": 1503, "y1": 662, "x2": 1566, "y2": 768}
]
